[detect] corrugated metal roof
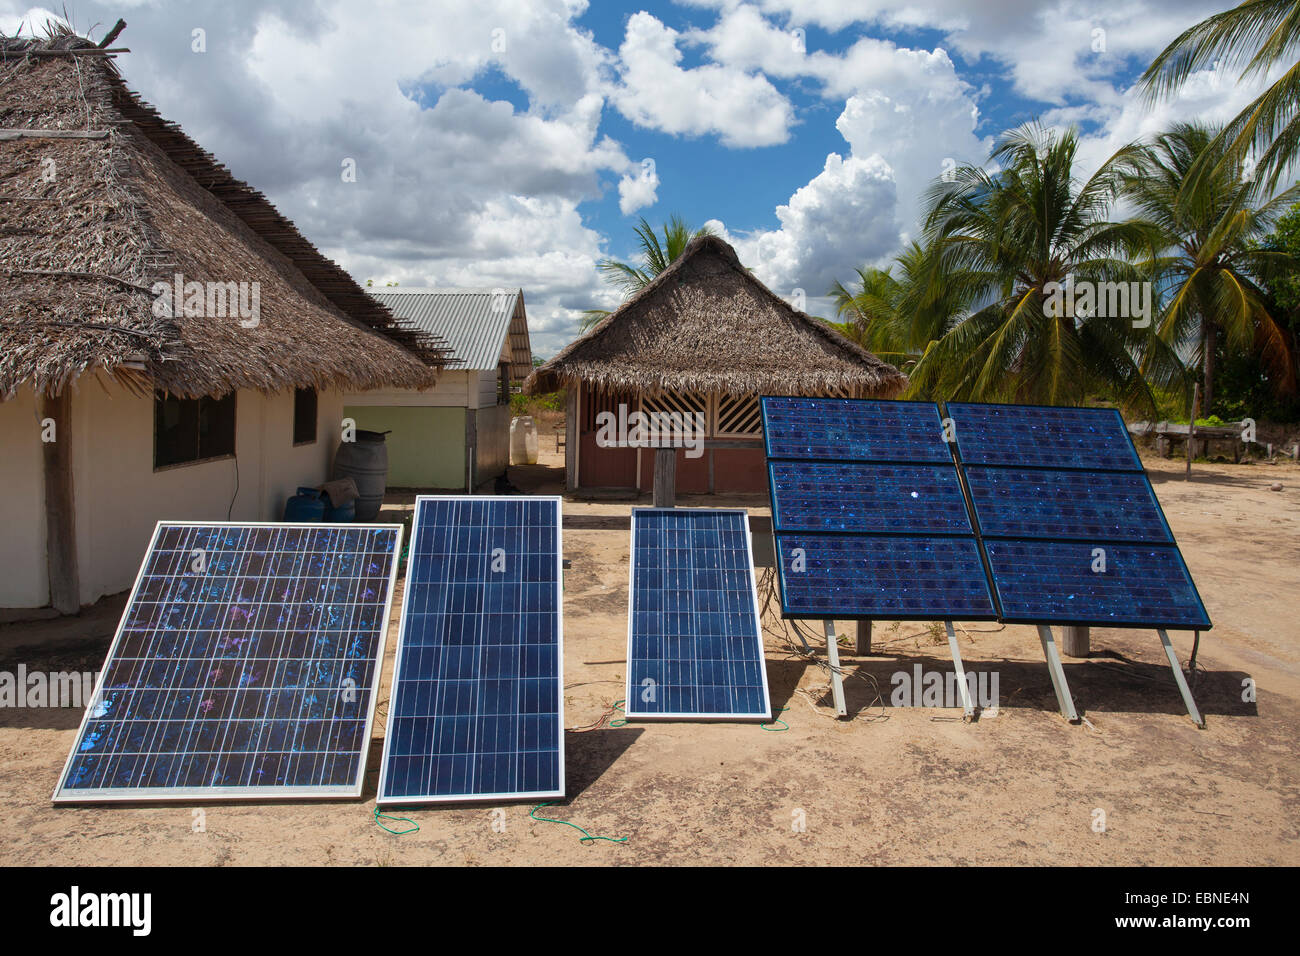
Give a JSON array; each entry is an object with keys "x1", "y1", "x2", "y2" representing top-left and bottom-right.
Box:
[{"x1": 368, "y1": 289, "x2": 530, "y2": 375}]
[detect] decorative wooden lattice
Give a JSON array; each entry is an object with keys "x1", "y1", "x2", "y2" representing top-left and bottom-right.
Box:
[{"x1": 715, "y1": 394, "x2": 762, "y2": 437}]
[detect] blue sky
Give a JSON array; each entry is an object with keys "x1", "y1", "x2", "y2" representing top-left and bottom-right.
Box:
[{"x1": 2, "y1": 0, "x2": 1282, "y2": 356}]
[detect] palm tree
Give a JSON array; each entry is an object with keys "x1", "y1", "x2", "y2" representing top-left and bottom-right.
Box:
[
  {"x1": 1123, "y1": 122, "x2": 1299, "y2": 411},
  {"x1": 580, "y1": 215, "x2": 717, "y2": 330},
  {"x1": 906, "y1": 123, "x2": 1166, "y2": 413},
  {"x1": 1139, "y1": 0, "x2": 1300, "y2": 191},
  {"x1": 829, "y1": 241, "x2": 977, "y2": 369}
]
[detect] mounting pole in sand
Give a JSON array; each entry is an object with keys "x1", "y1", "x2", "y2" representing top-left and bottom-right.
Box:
[
  {"x1": 944, "y1": 621, "x2": 975, "y2": 718},
  {"x1": 1036, "y1": 625, "x2": 1080, "y2": 722},
  {"x1": 821, "y1": 620, "x2": 848, "y2": 717},
  {"x1": 1157, "y1": 630, "x2": 1205, "y2": 728}
]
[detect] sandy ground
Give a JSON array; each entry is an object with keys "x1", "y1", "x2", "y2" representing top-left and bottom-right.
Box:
[{"x1": 1, "y1": 446, "x2": 1298, "y2": 866}]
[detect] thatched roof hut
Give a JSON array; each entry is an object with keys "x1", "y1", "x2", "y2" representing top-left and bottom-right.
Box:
[
  {"x1": 528, "y1": 234, "x2": 906, "y2": 496},
  {"x1": 0, "y1": 28, "x2": 450, "y2": 401},
  {"x1": 526, "y1": 234, "x2": 906, "y2": 397}
]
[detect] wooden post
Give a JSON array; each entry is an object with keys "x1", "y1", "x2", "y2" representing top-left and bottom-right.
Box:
[
  {"x1": 1062, "y1": 625, "x2": 1090, "y2": 657},
  {"x1": 40, "y1": 388, "x2": 80, "y2": 615},
  {"x1": 653, "y1": 447, "x2": 676, "y2": 507},
  {"x1": 856, "y1": 620, "x2": 872, "y2": 655},
  {"x1": 1186, "y1": 382, "x2": 1199, "y2": 480},
  {"x1": 564, "y1": 387, "x2": 578, "y2": 492}
]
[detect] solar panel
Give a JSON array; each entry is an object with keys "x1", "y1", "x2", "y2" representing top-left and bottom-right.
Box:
[
  {"x1": 984, "y1": 539, "x2": 1211, "y2": 629},
  {"x1": 773, "y1": 534, "x2": 998, "y2": 620},
  {"x1": 53, "y1": 522, "x2": 401, "y2": 802},
  {"x1": 625, "y1": 509, "x2": 771, "y2": 720},
  {"x1": 964, "y1": 467, "x2": 1173, "y2": 543},
  {"x1": 946, "y1": 403, "x2": 1142, "y2": 471},
  {"x1": 761, "y1": 396, "x2": 952, "y2": 463},
  {"x1": 768, "y1": 461, "x2": 973, "y2": 535},
  {"x1": 377, "y1": 496, "x2": 563, "y2": 805}
]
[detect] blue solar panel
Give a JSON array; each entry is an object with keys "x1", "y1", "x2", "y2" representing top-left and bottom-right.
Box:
[
  {"x1": 761, "y1": 397, "x2": 952, "y2": 463},
  {"x1": 946, "y1": 403, "x2": 1142, "y2": 470},
  {"x1": 53, "y1": 523, "x2": 401, "y2": 802},
  {"x1": 626, "y1": 509, "x2": 771, "y2": 719},
  {"x1": 774, "y1": 534, "x2": 998, "y2": 620},
  {"x1": 985, "y1": 540, "x2": 1211, "y2": 629},
  {"x1": 378, "y1": 496, "x2": 563, "y2": 804},
  {"x1": 965, "y1": 467, "x2": 1173, "y2": 543},
  {"x1": 769, "y1": 461, "x2": 974, "y2": 535}
]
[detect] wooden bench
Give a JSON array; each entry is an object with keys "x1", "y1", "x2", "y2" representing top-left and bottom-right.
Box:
[{"x1": 1128, "y1": 421, "x2": 1245, "y2": 462}]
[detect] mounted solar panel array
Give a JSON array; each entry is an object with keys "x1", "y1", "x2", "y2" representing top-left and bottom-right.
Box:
[
  {"x1": 946, "y1": 403, "x2": 1210, "y2": 631},
  {"x1": 625, "y1": 508, "x2": 771, "y2": 720},
  {"x1": 377, "y1": 496, "x2": 564, "y2": 805},
  {"x1": 761, "y1": 397, "x2": 1211, "y2": 633},
  {"x1": 53, "y1": 523, "x2": 401, "y2": 802},
  {"x1": 762, "y1": 397, "x2": 997, "y2": 621}
]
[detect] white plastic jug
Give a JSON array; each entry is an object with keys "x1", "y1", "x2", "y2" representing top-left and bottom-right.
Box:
[{"x1": 510, "y1": 416, "x2": 539, "y2": 465}]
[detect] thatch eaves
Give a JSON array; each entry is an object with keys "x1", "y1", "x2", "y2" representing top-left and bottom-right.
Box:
[
  {"x1": 0, "y1": 31, "x2": 452, "y2": 399},
  {"x1": 525, "y1": 235, "x2": 907, "y2": 398}
]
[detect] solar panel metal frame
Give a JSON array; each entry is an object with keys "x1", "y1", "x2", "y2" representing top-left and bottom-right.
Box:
[
  {"x1": 624, "y1": 507, "x2": 772, "y2": 720},
  {"x1": 760, "y1": 395, "x2": 1000, "y2": 622},
  {"x1": 943, "y1": 401, "x2": 1212, "y2": 631},
  {"x1": 51, "y1": 521, "x2": 402, "y2": 804},
  {"x1": 376, "y1": 495, "x2": 565, "y2": 806}
]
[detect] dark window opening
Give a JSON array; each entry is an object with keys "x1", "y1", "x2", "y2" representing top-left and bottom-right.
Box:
[
  {"x1": 293, "y1": 387, "x2": 318, "y2": 445},
  {"x1": 154, "y1": 391, "x2": 237, "y2": 469}
]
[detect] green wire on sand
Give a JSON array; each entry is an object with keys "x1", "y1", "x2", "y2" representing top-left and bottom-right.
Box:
[
  {"x1": 374, "y1": 805, "x2": 419, "y2": 835},
  {"x1": 530, "y1": 802, "x2": 628, "y2": 845},
  {"x1": 760, "y1": 706, "x2": 790, "y2": 732}
]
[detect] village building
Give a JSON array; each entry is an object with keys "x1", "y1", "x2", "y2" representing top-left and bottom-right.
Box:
[
  {"x1": 343, "y1": 289, "x2": 532, "y2": 491},
  {"x1": 0, "y1": 32, "x2": 448, "y2": 613},
  {"x1": 526, "y1": 235, "x2": 907, "y2": 495}
]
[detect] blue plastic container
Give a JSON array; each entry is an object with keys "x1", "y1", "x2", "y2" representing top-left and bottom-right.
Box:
[
  {"x1": 283, "y1": 487, "x2": 326, "y2": 522},
  {"x1": 323, "y1": 496, "x2": 356, "y2": 523}
]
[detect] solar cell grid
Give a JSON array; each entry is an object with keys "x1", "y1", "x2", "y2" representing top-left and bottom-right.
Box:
[
  {"x1": 985, "y1": 539, "x2": 1211, "y2": 629},
  {"x1": 761, "y1": 396, "x2": 952, "y2": 463},
  {"x1": 964, "y1": 467, "x2": 1173, "y2": 543},
  {"x1": 774, "y1": 534, "x2": 998, "y2": 620},
  {"x1": 378, "y1": 496, "x2": 564, "y2": 804},
  {"x1": 626, "y1": 509, "x2": 771, "y2": 719},
  {"x1": 53, "y1": 523, "x2": 400, "y2": 802},
  {"x1": 946, "y1": 403, "x2": 1142, "y2": 471},
  {"x1": 768, "y1": 461, "x2": 974, "y2": 535}
]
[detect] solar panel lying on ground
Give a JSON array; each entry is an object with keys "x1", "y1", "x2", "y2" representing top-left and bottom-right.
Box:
[
  {"x1": 946, "y1": 402, "x2": 1211, "y2": 631},
  {"x1": 625, "y1": 508, "x2": 771, "y2": 720},
  {"x1": 762, "y1": 396, "x2": 998, "y2": 621},
  {"x1": 378, "y1": 496, "x2": 563, "y2": 804},
  {"x1": 53, "y1": 523, "x2": 401, "y2": 802}
]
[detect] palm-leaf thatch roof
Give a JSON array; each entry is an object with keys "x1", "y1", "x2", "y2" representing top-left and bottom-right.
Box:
[
  {"x1": 526, "y1": 235, "x2": 907, "y2": 397},
  {"x1": 0, "y1": 27, "x2": 452, "y2": 400}
]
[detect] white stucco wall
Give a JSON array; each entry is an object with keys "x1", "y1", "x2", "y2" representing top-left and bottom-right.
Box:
[
  {"x1": 0, "y1": 379, "x2": 346, "y2": 610},
  {"x1": 0, "y1": 386, "x2": 49, "y2": 608}
]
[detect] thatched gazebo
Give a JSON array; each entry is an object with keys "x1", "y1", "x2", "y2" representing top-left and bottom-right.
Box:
[
  {"x1": 0, "y1": 27, "x2": 449, "y2": 614},
  {"x1": 526, "y1": 234, "x2": 906, "y2": 495}
]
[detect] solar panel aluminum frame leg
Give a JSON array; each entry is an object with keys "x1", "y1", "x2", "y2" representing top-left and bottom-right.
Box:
[
  {"x1": 1157, "y1": 630, "x2": 1205, "y2": 728},
  {"x1": 944, "y1": 621, "x2": 976, "y2": 718},
  {"x1": 821, "y1": 620, "x2": 848, "y2": 717},
  {"x1": 1036, "y1": 625, "x2": 1080, "y2": 722}
]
